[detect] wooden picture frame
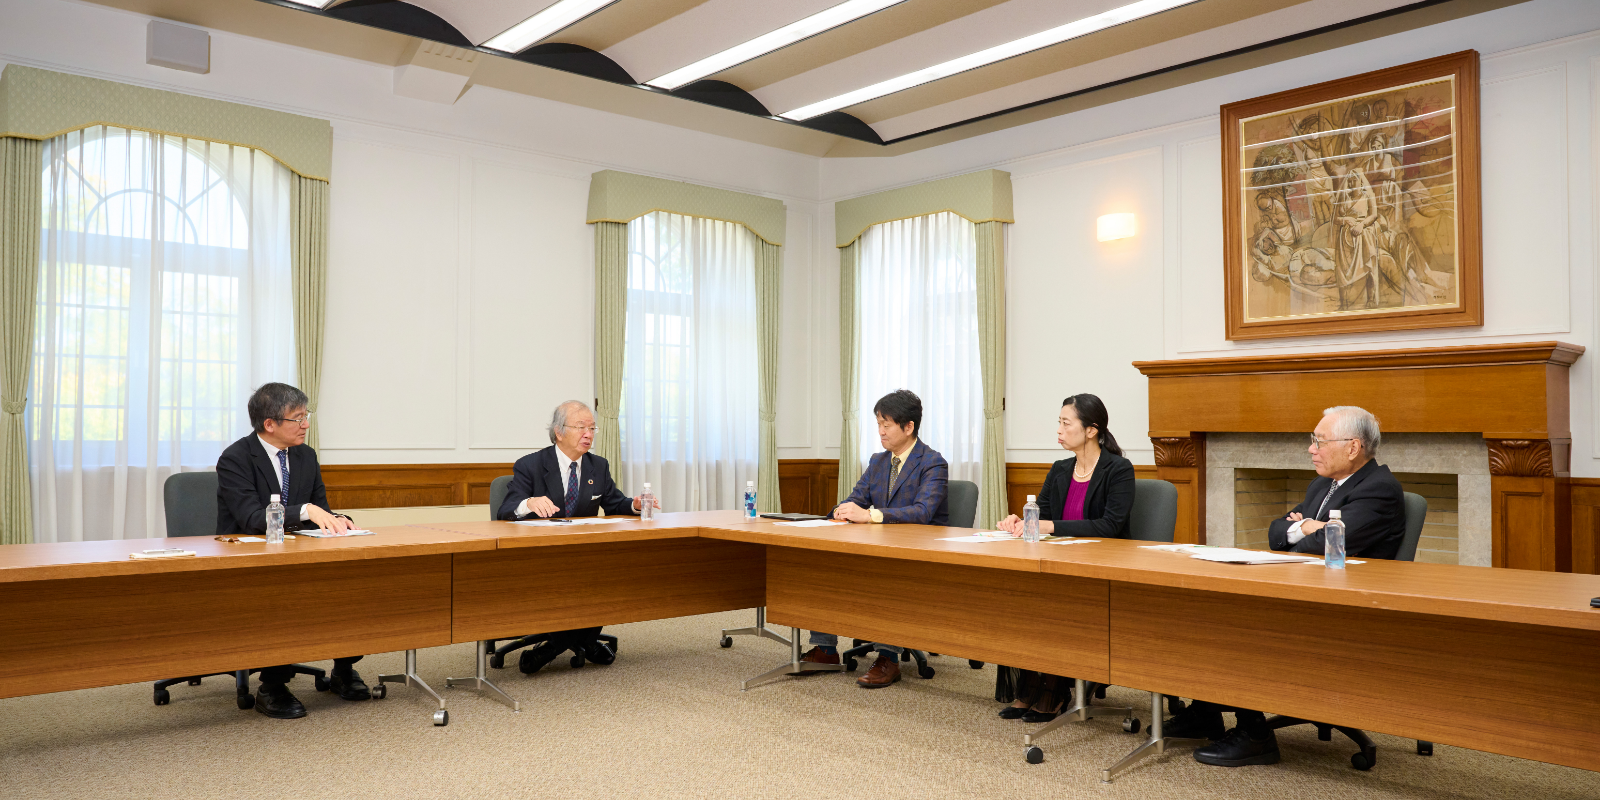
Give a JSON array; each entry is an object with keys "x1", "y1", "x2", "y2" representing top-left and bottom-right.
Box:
[{"x1": 1222, "y1": 50, "x2": 1482, "y2": 340}]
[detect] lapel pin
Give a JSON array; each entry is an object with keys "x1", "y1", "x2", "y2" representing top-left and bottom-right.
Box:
[{"x1": 588, "y1": 479, "x2": 594, "y2": 484}]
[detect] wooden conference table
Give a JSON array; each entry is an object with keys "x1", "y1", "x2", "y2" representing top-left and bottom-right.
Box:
[{"x1": 2, "y1": 510, "x2": 1599, "y2": 777}]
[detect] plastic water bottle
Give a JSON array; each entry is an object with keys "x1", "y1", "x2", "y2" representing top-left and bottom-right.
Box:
[
  {"x1": 266, "y1": 494, "x2": 285, "y2": 544},
  {"x1": 1022, "y1": 495, "x2": 1041, "y2": 543},
  {"x1": 640, "y1": 483, "x2": 655, "y2": 521},
  {"x1": 1324, "y1": 509, "x2": 1346, "y2": 569},
  {"x1": 744, "y1": 481, "x2": 757, "y2": 520}
]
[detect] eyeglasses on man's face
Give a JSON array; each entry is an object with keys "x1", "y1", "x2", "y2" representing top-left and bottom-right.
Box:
[
  {"x1": 564, "y1": 424, "x2": 599, "y2": 435},
  {"x1": 273, "y1": 412, "x2": 313, "y2": 427},
  {"x1": 1309, "y1": 435, "x2": 1354, "y2": 450}
]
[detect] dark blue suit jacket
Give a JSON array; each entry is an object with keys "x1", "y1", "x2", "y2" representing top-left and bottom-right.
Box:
[
  {"x1": 498, "y1": 446, "x2": 636, "y2": 520},
  {"x1": 836, "y1": 439, "x2": 950, "y2": 525}
]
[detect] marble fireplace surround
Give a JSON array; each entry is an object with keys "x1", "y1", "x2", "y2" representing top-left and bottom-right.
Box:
[{"x1": 1206, "y1": 433, "x2": 1489, "y2": 565}]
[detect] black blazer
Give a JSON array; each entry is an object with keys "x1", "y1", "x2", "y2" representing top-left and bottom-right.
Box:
[
  {"x1": 215, "y1": 433, "x2": 333, "y2": 536},
  {"x1": 498, "y1": 446, "x2": 636, "y2": 520},
  {"x1": 1268, "y1": 459, "x2": 1405, "y2": 560},
  {"x1": 1036, "y1": 451, "x2": 1135, "y2": 538}
]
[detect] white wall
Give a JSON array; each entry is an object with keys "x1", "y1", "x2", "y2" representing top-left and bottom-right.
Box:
[
  {"x1": 1, "y1": 0, "x2": 829, "y2": 466},
  {"x1": 817, "y1": 0, "x2": 1600, "y2": 475}
]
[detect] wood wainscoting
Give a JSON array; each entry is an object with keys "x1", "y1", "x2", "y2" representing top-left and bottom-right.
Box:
[
  {"x1": 778, "y1": 459, "x2": 839, "y2": 516},
  {"x1": 320, "y1": 463, "x2": 514, "y2": 510},
  {"x1": 1571, "y1": 478, "x2": 1600, "y2": 575}
]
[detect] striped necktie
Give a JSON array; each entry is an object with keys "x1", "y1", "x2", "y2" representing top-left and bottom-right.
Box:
[
  {"x1": 1315, "y1": 480, "x2": 1339, "y2": 520},
  {"x1": 888, "y1": 456, "x2": 902, "y2": 497},
  {"x1": 276, "y1": 449, "x2": 290, "y2": 502},
  {"x1": 563, "y1": 462, "x2": 579, "y2": 517}
]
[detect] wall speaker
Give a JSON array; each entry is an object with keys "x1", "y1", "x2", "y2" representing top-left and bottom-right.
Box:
[{"x1": 147, "y1": 20, "x2": 209, "y2": 74}]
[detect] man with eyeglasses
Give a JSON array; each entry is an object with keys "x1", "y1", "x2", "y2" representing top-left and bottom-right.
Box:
[
  {"x1": 1166, "y1": 404, "x2": 1405, "y2": 767},
  {"x1": 497, "y1": 399, "x2": 656, "y2": 673},
  {"x1": 216, "y1": 381, "x2": 369, "y2": 719}
]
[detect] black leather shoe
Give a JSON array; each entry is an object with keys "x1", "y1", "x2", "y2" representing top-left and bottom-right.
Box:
[
  {"x1": 584, "y1": 640, "x2": 616, "y2": 666},
  {"x1": 518, "y1": 642, "x2": 563, "y2": 675},
  {"x1": 1194, "y1": 728, "x2": 1281, "y2": 767},
  {"x1": 330, "y1": 670, "x2": 371, "y2": 701},
  {"x1": 1021, "y1": 686, "x2": 1072, "y2": 723},
  {"x1": 998, "y1": 706, "x2": 1030, "y2": 719},
  {"x1": 1163, "y1": 709, "x2": 1226, "y2": 741},
  {"x1": 254, "y1": 684, "x2": 307, "y2": 719}
]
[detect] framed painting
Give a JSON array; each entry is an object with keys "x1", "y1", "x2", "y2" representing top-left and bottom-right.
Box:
[{"x1": 1222, "y1": 51, "x2": 1482, "y2": 340}]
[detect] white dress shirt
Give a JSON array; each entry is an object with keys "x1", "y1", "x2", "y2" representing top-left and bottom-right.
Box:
[
  {"x1": 257, "y1": 436, "x2": 308, "y2": 522},
  {"x1": 1286, "y1": 477, "x2": 1344, "y2": 544},
  {"x1": 517, "y1": 447, "x2": 581, "y2": 517}
]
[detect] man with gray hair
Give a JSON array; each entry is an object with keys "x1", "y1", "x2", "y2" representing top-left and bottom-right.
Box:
[
  {"x1": 1170, "y1": 404, "x2": 1406, "y2": 767},
  {"x1": 496, "y1": 400, "x2": 656, "y2": 673}
]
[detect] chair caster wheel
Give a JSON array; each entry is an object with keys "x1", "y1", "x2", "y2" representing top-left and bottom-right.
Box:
[
  {"x1": 843, "y1": 658, "x2": 858, "y2": 672},
  {"x1": 570, "y1": 655, "x2": 585, "y2": 669},
  {"x1": 918, "y1": 665, "x2": 936, "y2": 679},
  {"x1": 489, "y1": 654, "x2": 505, "y2": 669},
  {"x1": 153, "y1": 689, "x2": 171, "y2": 706},
  {"x1": 1351, "y1": 750, "x2": 1375, "y2": 771},
  {"x1": 187, "y1": 678, "x2": 203, "y2": 686},
  {"x1": 1123, "y1": 717, "x2": 1141, "y2": 734},
  {"x1": 433, "y1": 709, "x2": 448, "y2": 727},
  {"x1": 720, "y1": 636, "x2": 733, "y2": 648},
  {"x1": 236, "y1": 692, "x2": 254, "y2": 710},
  {"x1": 1024, "y1": 746, "x2": 1044, "y2": 764},
  {"x1": 372, "y1": 684, "x2": 387, "y2": 700},
  {"x1": 968, "y1": 660, "x2": 983, "y2": 669},
  {"x1": 314, "y1": 676, "x2": 331, "y2": 692},
  {"x1": 1417, "y1": 741, "x2": 1433, "y2": 756}
]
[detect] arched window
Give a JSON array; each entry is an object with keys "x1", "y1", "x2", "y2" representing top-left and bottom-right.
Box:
[{"x1": 29, "y1": 126, "x2": 297, "y2": 542}]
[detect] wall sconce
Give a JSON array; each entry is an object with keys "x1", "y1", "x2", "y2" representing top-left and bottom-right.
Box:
[{"x1": 1097, "y1": 213, "x2": 1136, "y2": 242}]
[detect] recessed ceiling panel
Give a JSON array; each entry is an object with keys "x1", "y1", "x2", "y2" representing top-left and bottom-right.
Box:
[{"x1": 602, "y1": 0, "x2": 843, "y2": 85}]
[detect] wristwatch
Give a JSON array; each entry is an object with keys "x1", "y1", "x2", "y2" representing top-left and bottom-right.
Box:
[{"x1": 869, "y1": 508, "x2": 883, "y2": 524}]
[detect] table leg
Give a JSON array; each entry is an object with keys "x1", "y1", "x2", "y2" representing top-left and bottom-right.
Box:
[
  {"x1": 446, "y1": 641, "x2": 521, "y2": 713},
  {"x1": 742, "y1": 627, "x2": 845, "y2": 690},
  {"x1": 377, "y1": 649, "x2": 449, "y2": 726},
  {"x1": 1100, "y1": 691, "x2": 1210, "y2": 782},
  {"x1": 719, "y1": 607, "x2": 793, "y2": 648},
  {"x1": 1025, "y1": 678, "x2": 1137, "y2": 746}
]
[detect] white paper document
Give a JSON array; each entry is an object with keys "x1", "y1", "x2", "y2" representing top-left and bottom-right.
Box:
[
  {"x1": 937, "y1": 532, "x2": 1013, "y2": 542},
  {"x1": 511, "y1": 518, "x2": 637, "y2": 527},
  {"x1": 774, "y1": 519, "x2": 849, "y2": 528},
  {"x1": 1043, "y1": 539, "x2": 1100, "y2": 545},
  {"x1": 1185, "y1": 548, "x2": 1321, "y2": 565},
  {"x1": 296, "y1": 528, "x2": 375, "y2": 538}
]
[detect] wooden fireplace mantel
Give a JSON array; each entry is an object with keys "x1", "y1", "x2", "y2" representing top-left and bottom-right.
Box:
[{"x1": 1133, "y1": 342, "x2": 1585, "y2": 571}]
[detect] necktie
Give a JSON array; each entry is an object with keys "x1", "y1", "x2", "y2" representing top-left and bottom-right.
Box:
[
  {"x1": 563, "y1": 462, "x2": 579, "y2": 517},
  {"x1": 1315, "y1": 480, "x2": 1338, "y2": 520},
  {"x1": 276, "y1": 449, "x2": 291, "y2": 501},
  {"x1": 888, "y1": 456, "x2": 902, "y2": 497}
]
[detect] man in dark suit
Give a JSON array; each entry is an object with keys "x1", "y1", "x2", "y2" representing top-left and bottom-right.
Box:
[
  {"x1": 496, "y1": 400, "x2": 655, "y2": 673},
  {"x1": 1170, "y1": 405, "x2": 1406, "y2": 767},
  {"x1": 798, "y1": 389, "x2": 949, "y2": 689},
  {"x1": 216, "y1": 382, "x2": 369, "y2": 719}
]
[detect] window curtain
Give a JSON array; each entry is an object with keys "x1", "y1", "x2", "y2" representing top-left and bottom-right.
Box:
[
  {"x1": 975, "y1": 221, "x2": 1007, "y2": 528},
  {"x1": 619, "y1": 211, "x2": 758, "y2": 511},
  {"x1": 290, "y1": 176, "x2": 328, "y2": 451},
  {"x1": 755, "y1": 240, "x2": 782, "y2": 513},
  {"x1": 28, "y1": 126, "x2": 297, "y2": 542},
  {"x1": 0, "y1": 137, "x2": 43, "y2": 546},
  {"x1": 592, "y1": 221, "x2": 628, "y2": 466},
  {"x1": 836, "y1": 241, "x2": 860, "y2": 502},
  {"x1": 852, "y1": 212, "x2": 984, "y2": 491}
]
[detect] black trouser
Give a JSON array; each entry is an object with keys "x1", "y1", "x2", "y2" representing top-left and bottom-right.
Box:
[
  {"x1": 258, "y1": 655, "x2": 362, "y2": 687},
  {"x1": 1184, "y1": 700, "x2": 1268, "y2": 736}
]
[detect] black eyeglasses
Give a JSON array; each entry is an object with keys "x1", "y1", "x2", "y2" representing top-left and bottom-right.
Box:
[{"x1": 273, "y1": 412, "x2": 313, "y2": 426}]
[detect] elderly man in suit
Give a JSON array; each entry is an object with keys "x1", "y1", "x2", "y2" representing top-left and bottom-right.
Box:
[
  {"x1": 797, "y1": 389, "x2": 950, "y2": 688},
  {"x1": 496, "y1": 399, "x2": 656, "y2": 673},
  {"x1": 1167, "y1": 405, "x2": 1405, "y2": 767},
  {"x1": 216, "y1": 382, "x2": 368, "y2": 719}
]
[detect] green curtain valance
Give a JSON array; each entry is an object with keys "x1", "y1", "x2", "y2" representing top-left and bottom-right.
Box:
[
  {"x1": 0, "y1": 65, "x2": 332, "y2": 181},
  {"x1": 834, "y1": 169, "x2": 1013, "y2": 248},
  {"x1": 586, "y1": 170, "x2": 786, "y2": 246}
]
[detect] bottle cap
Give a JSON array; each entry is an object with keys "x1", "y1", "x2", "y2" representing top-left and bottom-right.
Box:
[
  {"x1": 1027, "y1": 495, "x2": 1036, "y2": 502},
  {"x1": 643, "y1": 483, "x2": 651, "y2": 490},
  {"x1": 270, "y1": 494, "x2": 280, "y2": 502},
  {"x1": 747, "y1": 481, "x2": 754, "y2": 487},
  {"x1": 1329, "y1": 509, "x2": 1341, "y2": 519}
]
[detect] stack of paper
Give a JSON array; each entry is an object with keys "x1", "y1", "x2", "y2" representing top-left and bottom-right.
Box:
[
  {"x1": 297, "y1": 529, "x2": 375, "y2": 538},
  {"x1": 937, "y1": 531, "x2": 1013, "y2": 542},
  {"x1": 512, "y1": 518, "x2": 637, "y2": 527},
  {"x1": 774, "y1": 519, "x2": 848, "y2": 528},
  {"x1": 1185, "y1": 548, "x2": 1321, "y2": 565}
]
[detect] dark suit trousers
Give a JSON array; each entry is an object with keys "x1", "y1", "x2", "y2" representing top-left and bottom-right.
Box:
[
  {"x1": 258, "y1": 656, "x2": 362, "y2": 686},
  {"x1": 1186, "y1": 700, "x2": 1268, "y2": 734}
]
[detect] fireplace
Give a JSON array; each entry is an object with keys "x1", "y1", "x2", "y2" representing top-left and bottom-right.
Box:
[{"x1": 1134, "y1": 342, "x2": 1582, "y2": 571}]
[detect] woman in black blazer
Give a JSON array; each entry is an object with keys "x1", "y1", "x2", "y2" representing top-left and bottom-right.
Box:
[{"x1": 994, "y1": 393, "x2": 1136, "y2": 722}]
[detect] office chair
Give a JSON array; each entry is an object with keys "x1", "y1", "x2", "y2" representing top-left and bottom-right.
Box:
[
  {"x1": 843, "y1": 479, "x2": 986, "y2": 679},
  {"x1": 482, "y1": 474, "x2": 619, "y2": 672},
  {"x1": 1263, "y1": 490, "x2": 1434, "y2": 770},
  {"x1": 151, "y1": 471, "x2": 328, "y2": 709},
  {"x1": 1023, "y1": 479, "x2": 1180, "y2": 763}
]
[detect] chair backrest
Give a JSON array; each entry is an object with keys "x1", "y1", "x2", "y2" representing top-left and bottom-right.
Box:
[
  {"x1": 1397, "y1": 491, "x2": 1428, "y2": 563},
  {"x1": 947, "y1": 480, "x2": 979, "y2": 528},
  {"x1": 489, "y1": 475, "x2": 514, "y2": 521},
  {"x1": 163, "y1": 471, "x2": 220, "y2": 538},
  {"x1": 1128, "y1": 479, "x2": 1179, "y2": 543}
]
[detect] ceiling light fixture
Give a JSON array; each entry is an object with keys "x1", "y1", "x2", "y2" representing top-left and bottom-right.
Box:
[
  {"x1": 483, "y1": 0, "x2": 618, "y2": 54},
  {"x1": 646, "y1": 0, "x2": 906, "y2": 91},
  {"x1": 778, "y1": 0, "x2": 1202, "y2": 120}
]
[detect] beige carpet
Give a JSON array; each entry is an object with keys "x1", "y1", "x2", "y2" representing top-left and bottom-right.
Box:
[{"x1": 3, "y1": 609, "x2": 1596, "y2": 800}]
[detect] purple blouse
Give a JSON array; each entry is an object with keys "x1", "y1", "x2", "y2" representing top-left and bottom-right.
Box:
[{"x1": 1060, "y1": 477, "x2": 1090, "y2": 522}]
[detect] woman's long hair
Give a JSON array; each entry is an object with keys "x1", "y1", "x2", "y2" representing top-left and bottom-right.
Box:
[{"x1": 1063, "y1": 393, "x2": 1123, "y2": 457}]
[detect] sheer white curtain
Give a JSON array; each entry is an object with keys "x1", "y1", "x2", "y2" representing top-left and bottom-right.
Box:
[
  {"x1": 855, "y1": 211, "x2": 984, "y2": 487},
  {"x1": 29, "y1": 126, "x2": 296, "y2": 542},
  {"x1": 619, "y1": 211, "x2": 758, "y2": 511}
]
